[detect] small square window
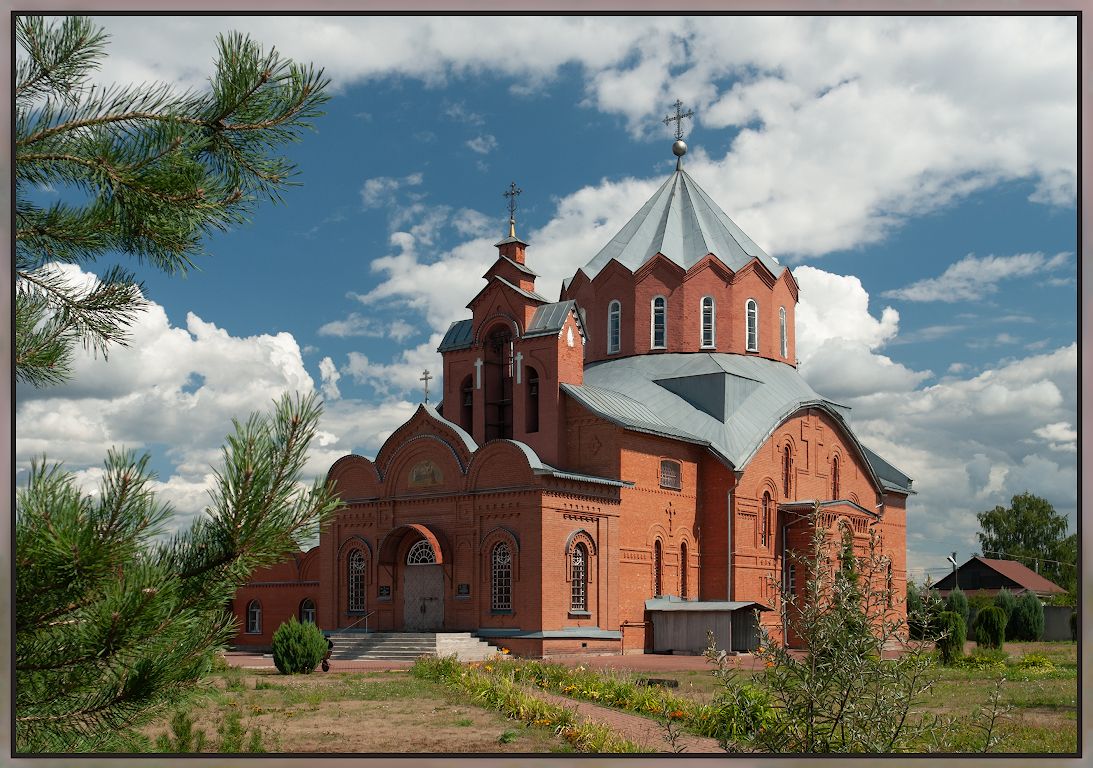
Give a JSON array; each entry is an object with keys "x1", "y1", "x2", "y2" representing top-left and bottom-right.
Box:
[{"x1": 659, "y1": 460, "x2": 682, "y2": 490}]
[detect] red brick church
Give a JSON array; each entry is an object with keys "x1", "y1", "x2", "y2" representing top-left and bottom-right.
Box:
[{"x1": 232, "y1": 120, "x2": 911, "y2": 657}]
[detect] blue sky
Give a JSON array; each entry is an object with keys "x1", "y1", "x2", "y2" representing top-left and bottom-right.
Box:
[{"x1": 15, "y1": 14, "x2": 1078, "y2": 585}]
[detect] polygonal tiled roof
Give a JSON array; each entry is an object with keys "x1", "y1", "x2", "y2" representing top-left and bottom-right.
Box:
[{"x1": 580, "y1": 168, "x2": 785, "y2": 280}]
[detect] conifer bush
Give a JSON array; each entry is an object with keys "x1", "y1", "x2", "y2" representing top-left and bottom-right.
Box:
[
  {"x1": 1009, "y1": 593, "x2": 1044, "y2": 642},
  {"x1": 973, "y1": 606, "x2": 1006, "y2": 650},
  {"x1": 993, "y1": 588, "x2": 1017, "y2": 639},
  {"x1": 945, "y1": 588, "x2": 970, "y2": 628},
  {"x1": 936, "y1": 611, "x2": 966, "y2": 665},
  {"x1": 271, "y1": 617, "x2": 327, "y2": 674}
]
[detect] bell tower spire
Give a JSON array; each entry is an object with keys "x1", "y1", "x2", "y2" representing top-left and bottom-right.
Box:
[{"x1": 495, "y1": 180, "x2": 529, "y2": 264}]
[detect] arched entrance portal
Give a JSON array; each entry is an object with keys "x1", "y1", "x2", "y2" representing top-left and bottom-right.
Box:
[
  {"x1": 403, "y1": 539, "x2": 444, "y2": 631},
  {"x1": 378, "y1": 524, "x2": 448, "y2": 632}
]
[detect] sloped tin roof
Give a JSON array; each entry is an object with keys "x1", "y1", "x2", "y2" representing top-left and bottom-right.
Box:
[
  {"x1": 565, "y1": 352, "x2": 910, "y2": 492},
  {"x1": 975, "y1": 557, "x2": 1066, "y2": 595},
  {"x1": 437, "y1": 318, "x2": 474, "y2": 352},
  {"x1": 581, "y1": 168, "x2": 785, "y2": 280}
]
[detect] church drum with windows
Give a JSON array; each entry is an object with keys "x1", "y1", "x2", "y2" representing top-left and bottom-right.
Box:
[{"x1": 231, "y1": 129, "x2": 911, "y2": 657}]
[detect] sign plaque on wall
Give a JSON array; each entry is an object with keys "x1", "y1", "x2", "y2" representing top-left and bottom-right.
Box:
[
  {"x1": 378, "y1": 585, "x2": 392, "y2": 599},
  {"x1": 409, "y1": 459, "x2": 443, "y2": 488},
  {"x1": 456, "y1": 583, "x2": 471, "y2": 598}
]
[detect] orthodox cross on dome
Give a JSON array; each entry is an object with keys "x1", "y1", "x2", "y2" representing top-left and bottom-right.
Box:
[
  {"x1": 663, "y1": 99, "x2": 694, "y2": 170},
  {"x1": 420, "y1": 369, "x2": 432, "y2": 403},
  {"x1": 663, "y1": 99, "x2": 694, "y2": 140},
  {"x1": 503, "y1": 181, "x2": 522, "y2": 238}
]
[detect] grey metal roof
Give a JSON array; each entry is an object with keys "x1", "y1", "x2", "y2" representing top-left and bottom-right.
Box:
[
  {"x1": 486, "y1": 254, "x2": 538, "y2": 277},
  {"x1": 437, "y1": 319, "x2": 473, "y2": 352},
  {"x1": 861, "y1": 445, "x2": 914, "y2": 493},
  {"x1": 645, "y1": 596, "x2": 771, "y2": 612},
  {"x1": 525, "y1": 299, "x2": 584, "y2": 339},
  {"x1": 467, "y1": 275, "x2": 549, "y2": 308},
  {"x1": 580, "y1": 168, "x2": 785, "y2": 281},
  {"x1": 566, "y1": 353, "x2": 900, "y2": 494}
]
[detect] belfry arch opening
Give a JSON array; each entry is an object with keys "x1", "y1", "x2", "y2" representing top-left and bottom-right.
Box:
[{"x1": 484, "y1": 324, "x2": 514, "y2": 441}]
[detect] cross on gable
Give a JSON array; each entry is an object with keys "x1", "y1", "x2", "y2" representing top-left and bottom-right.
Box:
[{"x1": 419, "y1": 369, "x2": 432, "y2": 403}]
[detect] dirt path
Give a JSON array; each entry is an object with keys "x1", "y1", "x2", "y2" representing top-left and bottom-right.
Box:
[{"x1": 521, "y1": 686, "x2": 723, "y2": 753}]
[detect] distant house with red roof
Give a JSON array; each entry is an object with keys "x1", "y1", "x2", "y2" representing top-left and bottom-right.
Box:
[{"x1": 933, "y1": 556, "x2": 1066, "y2": 599}]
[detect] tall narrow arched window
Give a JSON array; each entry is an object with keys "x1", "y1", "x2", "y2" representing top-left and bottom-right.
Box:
[
  {"x1": 651, "y1": 296, "x2": 667, "y2": 349},
  {"x1": 761, "y1": 491, "x2": 772, "y2": 548},
  {"x1": 779, "y1": 306, "x2": 788, "y2": 358},
  {"x1": 831, "y1": 455, "x2": 840, "y2": 500},
  {"x1": 571, "y1": 543, "x2": 587, "y2": 611},
  {"x1": 300, "y1": 598, "x2": 316, "y2": 624},
  {"x1": 491, "y1": 542, "x2": 512, "y2": 612},
  {"x1": 485, "y1": 325, "x2": 514, "y2": 441},
  {"x1": 886, "y1": 562, "x2": 894, "y2": 608},
  {"x1": 246, "y1": 600, "x2": 261, "y2": 634},
  {"x1": 701, "y1": 296, "x2": 716, "y2": 348},
  {"x1": 525, "y1": 366, "x2": 539, "y2": 433},
  {"x1": 607, "y1": 300, "x2": 621, "y2": 354},
  {"x1": 460, "y1": 374, "x2": 474, "y2": 432},
  {"x1": 653, "y1": 540, "x2": 663, "y2": 597},
  {"x1": 746, "y1": 299, "x2": 758, "y2": 352},
  {"x1": 782, "y1": 445, "x2": 793, "y2": 497},
  {"x1": 348, "y1": 549, "x2": 366, "y2": 612},
  {"x1": 680, "y1": 542, "x2": 689, "y2": 599}
]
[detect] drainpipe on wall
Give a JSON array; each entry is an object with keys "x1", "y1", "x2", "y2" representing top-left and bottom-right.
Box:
[{"x1": 726, "y1": 490, "x2": 733, "y2": 600}]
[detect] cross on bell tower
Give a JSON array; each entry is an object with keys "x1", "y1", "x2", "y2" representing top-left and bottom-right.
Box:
[{"x1": 503, "y1": 181, "x2": 522, "y2": 238}]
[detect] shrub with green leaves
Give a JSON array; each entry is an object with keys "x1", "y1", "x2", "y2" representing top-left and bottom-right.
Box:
[
  {"x1": 945, "y1": 589, "x2": 970, "y2": 628},
  {"x1": 966, "y1": 593, "x2": 993, "y2": 632},
  {"x1": 1008, "y1": 593, "x2": 1044, "y2": 642},
  {"x1": 271, "y1": 617, "x2": 327, "y2": 674},
  {"x1": 993, "y1": 588, "x2": 1017, "y2": 638},
  {"x1": 936, "y1": 611, "x2": 966, "y2": 665},
  {"x1": 973, "y1": 606, "x2": 1006, "y2": 650}
]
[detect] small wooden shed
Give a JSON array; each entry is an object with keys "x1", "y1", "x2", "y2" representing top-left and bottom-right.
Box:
[{"x1": 645, "y1": 597, "x2": 770, "y2": 654}]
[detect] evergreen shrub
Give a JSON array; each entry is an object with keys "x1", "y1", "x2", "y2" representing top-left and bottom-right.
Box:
[
  {"x1": 993, "y1": 588, "x2": 1017, "y2": 639},
  {"x1": 1009, "y1": 593, "x2": 1045, "y2": 642},
  {"x1": 935, "y1": 611, "x2": 966, "y2": 665},
  {"x1": 945, "y1": 588, "x2": 970, "y2": 628},
  {"x1": 271, "y1": 617, "x2": 328, "y2": 674},
  {"x1": 973, "y1": 606, "x2": 1006, "y2": 649}
]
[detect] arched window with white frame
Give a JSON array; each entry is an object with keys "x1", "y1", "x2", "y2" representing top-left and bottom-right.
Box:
[
  {"x1": 779, "y1": 306, "x2": 787, "y2": 358},
  {"x1": 831, "y1": 455, "x2": 840, "y2": 500},
  {"x1": 651, "y1": 296, "x2": 667, "y2": 349},
  {"x1": 607, "y1": 300, "x2": 621, "y2": 354},
  {"x1": 701, "y1": 296, "x2": 716, "y2": 348},
  {"x1": 746, "y1": 299, "x2": 758, "y2": 352},
  {"x1": 406, "y1": 539, "x2": 437, "y2": 565},
  {"x1": 761, "y1": 491, "x2": 772, "y2": 548},
  {"x1": 246, "y1": 600, "x2": 261, "y2": 634},
  {"x1": 300, "y1": 598, "x2": 316, "y2": 624},
  {"x1": 491, "y1": 542, "x2": 512, "y2": 612}
]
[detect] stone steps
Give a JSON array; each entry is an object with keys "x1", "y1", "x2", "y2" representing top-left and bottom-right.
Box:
[{"x1": 324, "y1": 631, "x2": 498, "y2": 661}]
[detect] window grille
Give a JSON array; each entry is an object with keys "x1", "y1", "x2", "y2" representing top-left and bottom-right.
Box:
[
  {"x1": 406, "y1": 539, "x2": 437, "y2": 565},
  {"x1": 653, "y1": 540, "x2": 663, "y2": 597},
  {"x1": 782, "y1": 446, "x2": 793, "y2": 497},
  {"x1": 761, "y1": 492, "x2": 772, "y2": 547},
  {"x1": 607, "y1": 300, "x2": 621, "y2": 354},
  {"x1": 680, "y1": 542, "x2": 689, "y2": 598},
  {"x1": 779, "y1": 306, "x2": 788, "y2": 358},
  {"x1": 300, "y1": 598, "x2": 316, "y2": 624},
  {"x1": 348, "y1": 549, "x2": 366, "y2": 612},
  {"x1": 570, "y1": 543, "x2": 587, "y2": 611},
  {"x1": 746, "y1": 299, "x2": 758, "y2": 352},
  {"x1": 246, "y1": 600, "x2": 261, "y2": 634},
  {"x1": 701, "y1": 297, "x2": 715, "y2": 347},
  {"x1": 786, "y1": 564, "x2": 796, "y2": 596},
  {"x1": 651, "y1": 296, "x2": 667, "y2": 348},
  {"x1": 659, "y1": 459, "x2": 682, "y2": 490},
  {"x1": 491, "y1": 543, "x2": 512, "y2": 611}
]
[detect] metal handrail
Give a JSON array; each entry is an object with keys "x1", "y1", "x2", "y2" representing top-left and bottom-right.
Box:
[{"x1": 342, "y1": 609, "x2": 376, "y2": 633}]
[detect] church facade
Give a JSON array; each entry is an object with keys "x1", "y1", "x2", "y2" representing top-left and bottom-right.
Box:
[{"x1": 231, "y1": 134, "x2": 911, "y2": 657}]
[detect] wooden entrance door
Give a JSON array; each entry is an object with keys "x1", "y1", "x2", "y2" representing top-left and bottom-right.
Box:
[{"x1": 403, "y1": 565, "x2": 444, "y2": 631}]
